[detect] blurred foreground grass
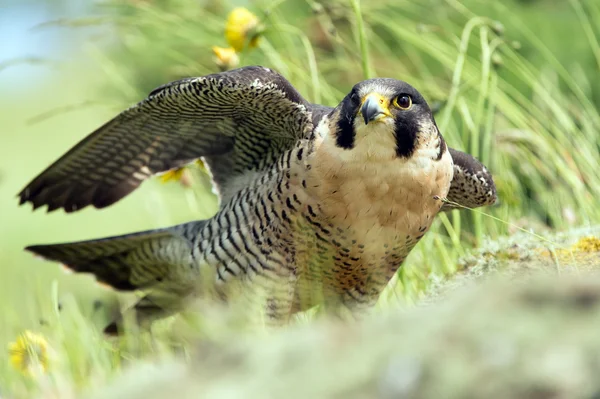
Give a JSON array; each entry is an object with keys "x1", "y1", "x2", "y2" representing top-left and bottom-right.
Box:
[
  {"x1": 87, "y1": 231, "x2": 600, "y2": 399},
  {"x1": 1, "y1": 0, "x2": 599, "y2": 397}
]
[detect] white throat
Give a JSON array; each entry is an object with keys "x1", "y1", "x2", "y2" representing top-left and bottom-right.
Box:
[{"x1": 306, "y1": 115, "x2": 454, "y2": 235}]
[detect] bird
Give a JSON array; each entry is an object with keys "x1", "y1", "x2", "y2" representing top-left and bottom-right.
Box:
[{"x1": 18, "y1": 66, "x2": 497, "y2": 334}]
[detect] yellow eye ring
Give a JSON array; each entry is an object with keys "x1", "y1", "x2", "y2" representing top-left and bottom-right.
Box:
[{"x1": 393, "y1": 95, "x2": 412, "y2": 110}]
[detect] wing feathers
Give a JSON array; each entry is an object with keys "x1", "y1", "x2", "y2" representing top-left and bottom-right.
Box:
[
  {"x1": 442, "y1": 148, "x2": 497, "y2": 212},
  {"x1": 19, "y1": 66, "x2": 313, "y2": 213}
]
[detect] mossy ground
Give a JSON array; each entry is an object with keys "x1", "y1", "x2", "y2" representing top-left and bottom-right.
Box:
[{"x1": 88, "y1": 227, "x2": 600, "y2": 399}]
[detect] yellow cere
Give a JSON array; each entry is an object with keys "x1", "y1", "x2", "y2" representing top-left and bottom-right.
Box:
[
  {"x1": 225, "y1": 7, "x2": 262, "y2": 52},
  {"x1": 362, "y1": 93, "x2": 392, "y2": 115},
  {"x1": 8, "y1": 331, "x2": 49, "y2": 376}
]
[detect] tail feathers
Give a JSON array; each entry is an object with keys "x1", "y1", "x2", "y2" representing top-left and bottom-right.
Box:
[
  {"x1": 27, "y1": 233, "x2": 159, "y2": 290},
  {"x1": 26, "y1": 220, "x2": 206, "y2": 291}
]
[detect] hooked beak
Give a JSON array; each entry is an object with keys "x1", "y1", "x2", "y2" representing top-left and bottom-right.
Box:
[{"x1": 360, "y1": 93, "x2": 391, "y2": 125}]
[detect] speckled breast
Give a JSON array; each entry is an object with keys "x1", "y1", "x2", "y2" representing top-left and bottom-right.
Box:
[{"x1": 289, "y1": 146, "x2": 454, "y2": 314}]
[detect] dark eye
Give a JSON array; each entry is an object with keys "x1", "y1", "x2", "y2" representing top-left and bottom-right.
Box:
[
  {"x1": 350, "y1": 91, "x2": 359, "y2": 103},
  {"x1": 393, "y1": 94, "x2": 412, "y2": 110}
]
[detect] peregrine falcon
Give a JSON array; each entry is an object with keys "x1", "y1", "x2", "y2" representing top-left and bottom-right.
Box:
[{"x1": 18, "y1": 66, "x2": 496, "y2": 333}]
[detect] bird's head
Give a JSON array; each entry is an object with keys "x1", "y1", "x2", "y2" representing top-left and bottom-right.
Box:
[{"x1": 323, "y1": 78, "x2": 441, "y2": 161}]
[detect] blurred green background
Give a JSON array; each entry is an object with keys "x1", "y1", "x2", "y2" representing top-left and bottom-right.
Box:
[{"x1": 1, "y1": 0, "x2": 599, "y2": 396}]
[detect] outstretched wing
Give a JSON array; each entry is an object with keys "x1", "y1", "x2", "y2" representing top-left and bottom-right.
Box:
[
  {"x1": 18, "y1": 66, "x2": 314, "y2": 213},
  {"x1": 442, "y1": 148, "x2": 497, "y2": 212}
]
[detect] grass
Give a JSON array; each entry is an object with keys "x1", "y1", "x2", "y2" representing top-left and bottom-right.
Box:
[
  {"x1": 1, "y1": 0, "x2": 599, "y2": 397},
  {"x1": 87, "y1": 264, "x2": 600, "y2": 399}
]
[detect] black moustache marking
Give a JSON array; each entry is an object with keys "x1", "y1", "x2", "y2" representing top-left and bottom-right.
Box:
[
  {"x1": 335, "y1": 100, "x2": 357, "y2": 150},
  {"x1": 436, "y1": 129, "x2": 446, "y2": 161},
  {"x1": 393, "y1": 114, "x2": 419, "y2": 158}
]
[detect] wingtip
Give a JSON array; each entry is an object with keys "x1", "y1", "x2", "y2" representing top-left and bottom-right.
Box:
[
  {"x1": 17, "y1": 177, "x2": 83, "y2": 214},
  {"x1": 18, "y1": 191, "x2": 88, "y2": 214},
  {"x1": 17, "y1": 195, "x2": 46, "y2": 213},
  {"x1": 489, "y1": 191, "x2": 500, "y2": 207},
  {"x1": 46, "y1": 202, "x2": 62, "y2": 214},
  {"x1": 17, "y1": 187, "x2": 33, "y2": 208},
  {"x1": 31, "y1": 200, "x2": 45, "y2": 212},
  {"x1": 17, "y1": 184, "x2": 29, "y2": 199}
]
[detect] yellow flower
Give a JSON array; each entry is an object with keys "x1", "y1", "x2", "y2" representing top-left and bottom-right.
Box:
[
  {"x1": 8, "y1": 331, "x2": 49, "y2": 375},
  {"x1": 225, "y1": 7, "x2": 263, "y2": 52},
  {"x1": 212, "y1": 46, "x2": 240, "y2": 71}
]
